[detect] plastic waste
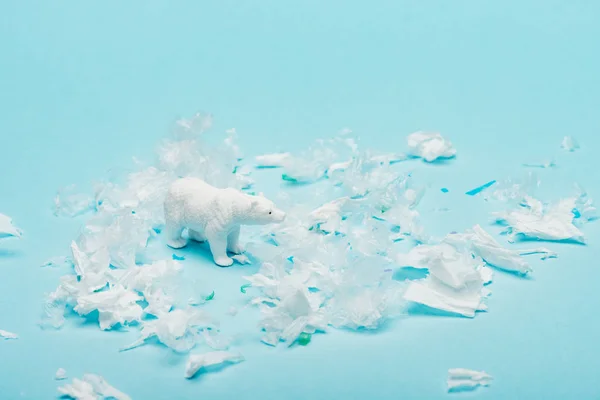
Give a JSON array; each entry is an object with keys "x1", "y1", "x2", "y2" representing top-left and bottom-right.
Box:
[
  {"x1": 0, "y1": 329, "x2": 18, "y2": 340},
  {"x1": 73, "y1": 284, "x2": 143, "y2": 330},
  {"x1": 406, "y1": 131, "x2": 456, "y2": 162},
  {"x1": 0, "y1": 213, "x2": 21, "y2": 239},
  {"x1": 494, "y1": 195, "x2": 587, "y2": 243},
  {"x1": 54, "y1": 185, "x2": 96, "y2": 217},
  {"x1": 447, "y1": 368, "x2": 493, "y2": 392},
  {"x1": 255, "y1": 152, "x2": 292, "y2": 168},
  {"x1": 561, "y1": 136, "x2": 579, "y2": 152},
  {"x1": 121, "y1": 308, "x2": 215, "y2": 352},
  {"x1": 400, "y1": 243, "x2": 491, "y2": 317},
  {"x1": 58, "y1": 374, "x2": 131, "y2": 400},
  {"x1": 55, "y1": 368, "x2": 68, "y2": 380},
  {"x1": 447, "y1": 225, "x2": 532, "y2": 274},
  {"x1": 185, "y1": 351, "x2": 245, "y2": 379}
]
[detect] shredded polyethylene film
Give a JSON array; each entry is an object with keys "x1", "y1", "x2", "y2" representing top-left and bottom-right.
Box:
[
  {"x1": 0, "y1": 329, "x2": 18, "y2": 340},
  {"x1": 58, "y1": 374, "x2": 131, "y2": 400},
  {"x1": 185, "y1": 351, "x2": 245, "y2": 379},
  {"x1": 447, "y1": 368, "x2": 493, "y2": 392},
  {"x1": 494, "y1": 194, "x2": 595, "y2": 243},
  {"x1": 406, "y1": 131, "x2": 456, "y2": 162},
  {"x1": 39, "y1": 112, "x2": 598, "y2": 394},
  {"x1": 55, "y1": 368, "x2": 68, "y2": 380},
  {"x1": 561, "y1": 136, "x2": 579, "y2": 152},
  {"x1": 0, "y1": 213, "x2": 21, "y2": 239}
]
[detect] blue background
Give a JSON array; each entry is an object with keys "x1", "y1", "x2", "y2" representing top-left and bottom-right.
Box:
[{"x1": 2, "y1": 1, "x2": 600, "y2": 399}]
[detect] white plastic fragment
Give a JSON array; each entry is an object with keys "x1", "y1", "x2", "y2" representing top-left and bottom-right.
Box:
[
  {"x1": 494, "y1": 196, "x2": 586, "y2": 243},
  {"x1": 121, "y1": 308, "x2": 215, "y2": 352},
  {"x1": 55, "y1": 368, "x2": 68, "y2": 380},
  {"x1": 447, "y1": 368, "x2": 493, "y2": 392},
  {"x1": 184, "y1": 351, "x2": 245, "y2": 379},
  {"x1": 58, "y1": 374, "x2": 131, "y2": 400},
  {"x1": 0, "y1": 329, "x2": 18, "y2": 340},
  {"x1": 406, "y1": 131, "x2": 456, "y2": 162},
  {"x1": 401, "y1": 243, "x2": 490, "y2": 317},
  {"x1": 54, "y1": 185, "x2": 95, "y2": 217},
  {"x1": 449, "y1": 225, "x2": 532, "y2": 275},
  {"x1": 41, "y1": 256, "x2": 71, "y2": 268},
  {"x1": 255, "y1": 152, "x2": 292, "y2": 168},
  {"x1": 0, "y1": 213, "x2": 21, "y2": 239},
  {"x1": 561, "y1": 136, "x2": 579, "y2": 152},
  {"x1": 518, "y1": 247, "x2": 558, "y2": 260},
  {"x1": 73, "y1": 285, "x2": 143, "y2": 330}
]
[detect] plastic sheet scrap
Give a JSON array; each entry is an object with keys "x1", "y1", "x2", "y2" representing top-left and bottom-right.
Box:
[
  {"x1": 0, "y1": 329, "x2": 18, "y2": 340},
  {"x1": 255, "y1": 152, "x2": 292, "y2": 168},
  {"x1": 55, "y1": 368, "x2": 68, "y2": 380},
  {"x1": 58, "y1": 374, "x2": 131, "y2": 400},
  {"x1": 406, "y1": 131, "x2": 456, "y2": 162},
  {"x1": 73, "y1": 284, "x2": 144, "y2": 330},
  {"x1": 121, "y1": 308, "x2": 216, "y2": 353},
  {"x1": 447, "y1": 225, "x2": 533, "y2": 275},
  {"x1": 494, "y1": 193, "x2": 595, "y2": 243},
  {"x1": 54, "y1": 185, "x2": 96, "y2": 217},
  {"x1": 561, "y1": 136, "x2": 579, "y2": 152},
  {"x1": 447, "y1": 368, "x2": 493, "y2": 392},
  {"x1": 185, "y1": 351, "x2": 245, "y2": 379},
  {"x1": 0, "y1": 213, "x2": 21, "y2": 239},
  {"x1": 399, "y1": 243, "x2": 492, "y2": 317}
]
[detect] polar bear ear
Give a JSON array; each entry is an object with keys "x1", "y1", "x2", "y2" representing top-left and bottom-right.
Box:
[{"x1": 258, "y1": 192, "x2": 265, "y2": 198}]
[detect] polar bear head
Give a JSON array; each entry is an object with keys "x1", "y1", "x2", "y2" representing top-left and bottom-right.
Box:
[{"x1": 245, "y1": 193, "x2": 286, "y2": 225}]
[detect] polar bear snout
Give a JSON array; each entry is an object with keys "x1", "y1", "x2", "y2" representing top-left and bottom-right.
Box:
[{"x1": 271, "y1": 209, "x2": 286, "y2": 223}]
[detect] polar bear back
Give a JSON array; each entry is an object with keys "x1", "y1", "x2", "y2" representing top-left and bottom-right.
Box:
[{"x1": 164, "y1": 178, "x2": 238, "y2": 227}]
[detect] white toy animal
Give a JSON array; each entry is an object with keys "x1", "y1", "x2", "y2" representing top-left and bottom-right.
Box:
[{"x1": 164, "y1": 177, "x2": 286, "y2": 267}]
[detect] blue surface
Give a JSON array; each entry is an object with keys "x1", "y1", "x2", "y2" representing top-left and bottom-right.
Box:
[{"x1": 2, "y1": 1, "x2": 600, "y2": 399}]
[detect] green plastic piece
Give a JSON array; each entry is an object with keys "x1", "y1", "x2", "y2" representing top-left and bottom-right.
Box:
[
  {"x1": 205, "y1": 291, "x2": 215, "y2": 301},
  {"x1": 298, "y1": 332, "x2": 311, "y2": 346},
  {"x1": 240, "y1": 284, "x2": 251, "y2": 293}
]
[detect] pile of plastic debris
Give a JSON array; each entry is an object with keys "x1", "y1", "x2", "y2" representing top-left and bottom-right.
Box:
[{"x1": 44, "y1": 112, "x2": 596, "y2": 392}]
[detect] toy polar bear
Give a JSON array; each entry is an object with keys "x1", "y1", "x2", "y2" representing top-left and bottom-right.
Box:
[{"x1": 164, "y1": 177, "x2": 286, "y2": 267}]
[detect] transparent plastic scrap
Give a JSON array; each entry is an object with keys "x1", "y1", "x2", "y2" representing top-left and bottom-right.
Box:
[
  {"x1": 0, "y1": 213, "x2": 21, "y2": 239},
  {"x1": 185, "y1": 351, "x2": 245, "y2": 379},
  {"x1": 493, "y1": 193, "x2": 593, "y2": 243},
  {"x1": 406, "y1": 131, "x2": 456, "y2": 162},
  {"x1": 58, "y1": 374, "x2": 131, "y2": 400},
  {"x1": 447, "y1": 368, "x2": 493, "y2": 392},
  {"x1": 400, "y1": 243, "x2": 492, "y2": 317},
  {"x1": 121, "y1": 308, "x2": 217, "y2": 353}
]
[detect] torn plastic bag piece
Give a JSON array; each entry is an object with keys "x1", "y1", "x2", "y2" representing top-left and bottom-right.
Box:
[
  {"x1": 447, "y1": 225, "x2": 532, "y2": 275},
  {"x1": 255, "y1": 152, "x2": 292, "y2": 168},
  {"x1": 58, "y1": 373, "x2": 131, "y2": 400},
  {"x1": 400, "y1": 243, "x2": 490, "y2": 317},
  {"x1": 54, "y1": 185, "x2": 96, "y2": 217},
  {"x1": 447, "y1": 368, "x2": 493, "y2": 392},
  {"x1": 406, "y1": 131, "x2": 456, "y2": 162},
  {"x1": 561, "y1": 136, "x2": 579, "y2": 152},
  {"x1": 121, "y1": 308, "x2": 215, "y2": 352},
  {"x1": 184, "y1": 351, "x2": 245, "y2": 379},
  {"x1": 73, "y1": 284, "x2": 143, "y2": 330},
  {"x1": 0, "y1": 329, "x2": 18, "y2": 340},
  {"x1": 494, "y1": 195, "x2": 587, "y2": 243},
  {"x1": 0, "y1": 213, "x2": 22, "y2": 239}
]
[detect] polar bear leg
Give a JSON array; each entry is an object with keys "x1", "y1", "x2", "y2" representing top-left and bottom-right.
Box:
[
  {"x1": 189, "y1": 229, "x2": 207, "y2": 242},
  {"x1": 227, "y1": 227, "x2": 243, "y2": 254},
  {"x1": 207, "y1": 230, "x2": 233, "y2": 267},
  {"x1": 165, "y1": 222, "x2": 187, "y2": 249}
]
